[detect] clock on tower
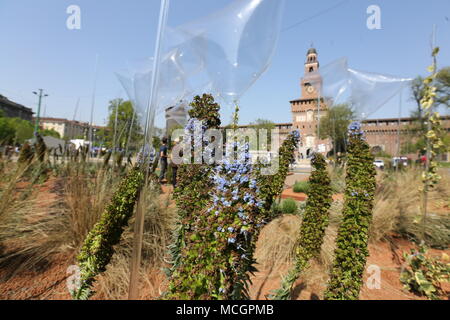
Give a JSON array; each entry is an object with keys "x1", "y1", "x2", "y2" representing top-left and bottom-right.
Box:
[{"x1": 300, "y1": 47, "x2": 321, "y2": 99}]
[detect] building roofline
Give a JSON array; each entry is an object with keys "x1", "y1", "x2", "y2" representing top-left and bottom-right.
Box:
[
  {"x1": 290, "y1": 97, "x2": 325, "y2": 103},
  {"x1": 233, "y1": 115, "x2": 450, "y2": 129},
  {"x1": 362, "y1": 115, "x2": 450, "y2": 122},
  {"x1": 36, "y1": 117, "x2": 91, "y2": 126},
  {"x1": 0, "y1": 94, "x2": 33, "y2": 113}
]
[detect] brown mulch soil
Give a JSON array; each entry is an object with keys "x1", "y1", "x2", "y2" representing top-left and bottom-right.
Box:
[{"x1": 0, "y1": 174, "x2": 448, "y2": 300}]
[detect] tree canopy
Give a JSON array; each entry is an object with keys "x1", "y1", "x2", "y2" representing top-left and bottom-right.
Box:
[
  {"x1": 319, "y1": 104, "x2": 354, "y2": 154},
  {"x1": 405, "y1": 66, "x2": 450, "y2": 155},
  {"x1": 41, "y1": 128, "x2": 61, "y2": 139},
  {"x1": 97, "y1": 99, "x2": 142, "y2": 151},
  {"x1": 0, "y1": 112, "x2": 34, "y2": 145},
  {"x1": 436, "y1": 66, "x2": 450, "y2": 108}
]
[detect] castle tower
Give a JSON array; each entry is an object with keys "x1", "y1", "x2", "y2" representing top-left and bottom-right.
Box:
[{"x1": 290, "y1": 47, "x2": 329, "y2": 158}]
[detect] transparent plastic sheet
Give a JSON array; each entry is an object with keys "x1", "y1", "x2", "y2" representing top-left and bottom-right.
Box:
[
  {"x1": 166, "y1": 100, "x2": 189, "y2": 130},
  {"x1": 311, "y1": 58, "x2": 412, "y2": 119},
  {"x1": 163, "y1": 0, "x2": 285, "y2": 106},
  {"x1": 309, "y1": 57, "x2": 350, "y2": 108},
  {"x1": 116, "y1": 52, "x2": 192, "y2": 142},
  {"x1": 347, "y1": 68, "x2": 412, "y2": 120},
  {"x1": 115, "y1": 57, "x2": 153, "y2": 130},
  {"x1": 308, "y1": 58, "x2": 412, "y2": 156},
  {"x1": 128, "y1": 0, "x2": 171, "y2": 301},
  {"x1": 163, "y1": 28, "x2": 211, "y2": 98},
  {"x1": 157, "y1": 49, "x2": 192, "y2": 112},
  {"x1": 117, "y1": 0, "x2": 286, "y2": 135}
]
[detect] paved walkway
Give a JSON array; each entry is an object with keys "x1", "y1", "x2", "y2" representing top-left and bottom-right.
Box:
[{"x1": 284, "y1": 172, "x2": 310, "y2": 188}]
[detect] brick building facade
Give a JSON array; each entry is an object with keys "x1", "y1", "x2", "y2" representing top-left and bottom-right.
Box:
[
  {"x1": 363, "y1": 116, "x2": 450, "y2": 160},
  {"x1": 290, "y1": 48, "x2": 330, "y2": 158}
]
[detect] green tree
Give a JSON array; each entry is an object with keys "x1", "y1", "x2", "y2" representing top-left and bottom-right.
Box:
[
  {"x1": 410, "y1": 76, "x2": 426, "y2": 129},
  {"x1": 10, "y1": 118, "x2": 34, "y2": 143},
  {"x1": 0, "y1": 117, "x2": 15, "y2": 144},
  {"x1": 405, "y1": 67, "x2": 450, "y2": 155},
  {"x1": 251, "y1": 118, "x2": 275, "y2": 130},
  {"x1": 0, "y1": 113, "x2": 34, "y2": 145},
  {"x1": 251, "y1": 118, "x2": 276, "y2": 149},
  {"x1": 436, "y1": 66, "x2": 450, "y2": 108},
  {"x1": 106, "y1": 99, "x2": 142, "y2": 150},
  {"x1": 319, "y1": 104, "x2": 354, "y2": 154},
  {"x1": 41, "y1": 128, "x2": 61, "y2": 139}
]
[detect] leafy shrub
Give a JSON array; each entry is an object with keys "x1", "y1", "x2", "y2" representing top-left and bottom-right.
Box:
[
  {"x1": 324, "y1": 122, "x2": 377, "y2": 300},
  {"x1": 35, "y1": 134, "x2": 46, "y2": 162},
  {"x1": 257, "y1": 130, "x2": 301, "y2": 220},
  {"x1": 293, "y1": 181, "x2": 309, "y2": 193},
  {"x1": 400, "y1": 244, "x2": 450, "y2": 300},
  {"x1": 166, "y1": 94, "x2": 222, "y2": 299},
  {"x1": 282, "y1": 198, "x2": 298, "y2": 214},
  {"x1": 166, "y1": 120, "x2": 301, "y2": 299},
  {"x1": 270, "y1": 201, "x2": 282, "y2": 216},
  {"x1": 272, "y1": 153, "x2": 332, "y2": 299},
  {"x1": 18, "y1": 142, "x2": 33, "y2": 165},
  {"x1": 168, "y1": 142, "x2": 267, "y2": 300},
  {"x1": 74, "y1": 166, "x2": 144, "y2": 300}
]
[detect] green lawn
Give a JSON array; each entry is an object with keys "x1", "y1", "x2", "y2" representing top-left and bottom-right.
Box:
[{"x1": 439, "y1": 162, "x2": 450, "y2": 168}]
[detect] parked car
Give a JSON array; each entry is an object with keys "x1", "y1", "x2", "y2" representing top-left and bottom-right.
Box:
[
  {"x1": 373, "y1": 159, "x2": 385, "y2": 169},
  {"x1": 392, "y1": 156, "x2": 409, "y2": 168}
]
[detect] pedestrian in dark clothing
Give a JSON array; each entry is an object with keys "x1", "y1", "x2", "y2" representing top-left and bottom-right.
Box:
[
  {"x1": 159, "y1": 137, "x2": 168, "y2": 183},
  {"x1": 169, "y1": 140, "x2": 181, "y2": 188}
]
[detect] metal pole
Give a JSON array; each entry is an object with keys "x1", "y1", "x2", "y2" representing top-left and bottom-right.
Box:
[
  {"x1": 332, "y1": 115, "x2": 337, "y2": 167},
  {"x1": 396, "y1": 87, "x2": 403, "y2": 171},
  {"x1": 128, "y1": 0, "x2": 170, "y2": 300},
  {"x1": 88, "y1": 54, "x2": 99, "y2": 157},
  {"x1": 71, "y1": 98, "x2": 80, "y2": 140},
  {"x1": 113, "y1": 99, "x2": 120, "y2": 159},
  {"x1": 317, "y1": 95, "x2": 321, "y2": 153},
  {"x1": 34, "y1": 89, "x2": 44, "y2": 135},
  {"x1": 125, "y1": 110, "x2": 136, "y2": 158}
]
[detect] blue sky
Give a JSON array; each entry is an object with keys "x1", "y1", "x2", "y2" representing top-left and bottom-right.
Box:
[{"x1": 0, "y1": 0, "x2": 449, "y2": 128}]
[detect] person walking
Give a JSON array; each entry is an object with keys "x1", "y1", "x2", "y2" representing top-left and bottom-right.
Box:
[
  {"x1": 159, "y1": 137, "x2": 168, "y2": 183},
  {"x1": 169, "y1": 140, "x2": 181, "y2": 188}
]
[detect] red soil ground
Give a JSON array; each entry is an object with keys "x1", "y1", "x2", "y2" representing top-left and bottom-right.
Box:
[
  {"x1": 0, "y1": 177, "x2": 448, "y2": 300},
  {"x1": 250, "y1": 236, "x2": 449, "y2": 300},
  {"x1": 2, "y1": 234, "x2": 447, "y2": 300},
  {"x1": 281, "y1": 188, "x2": 344, "y2": 202}
]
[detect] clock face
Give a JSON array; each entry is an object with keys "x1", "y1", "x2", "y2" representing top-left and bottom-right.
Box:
[{"x1": 306, "y1": 85, "x2": 314, "y2": 93}]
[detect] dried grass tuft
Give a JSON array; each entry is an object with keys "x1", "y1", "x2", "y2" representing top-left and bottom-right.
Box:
[{"x1": 94, "y1": 187, "x2": 177, "y2": 300}]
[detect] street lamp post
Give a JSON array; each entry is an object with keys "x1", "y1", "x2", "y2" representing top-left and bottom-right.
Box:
[{"x1": 33, "y1": 89, "x2": 48, "y2": 136}]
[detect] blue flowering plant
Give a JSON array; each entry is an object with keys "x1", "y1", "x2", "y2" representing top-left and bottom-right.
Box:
[
  {"x1": 168, "y1": 140, "x2": 267, "y2": 299},
  {"x1": 166, "y1": 101, "x2": 302, "y2": 300}
]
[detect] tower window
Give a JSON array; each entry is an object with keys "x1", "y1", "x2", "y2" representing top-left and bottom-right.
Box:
[{"x1": 309, "y1": 67, "x2": 314, "y2": 72}]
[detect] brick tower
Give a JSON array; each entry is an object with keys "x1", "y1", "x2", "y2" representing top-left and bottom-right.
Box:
[{"x1": 290, "y1": 47, "x2": 330, "y2": 158}]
